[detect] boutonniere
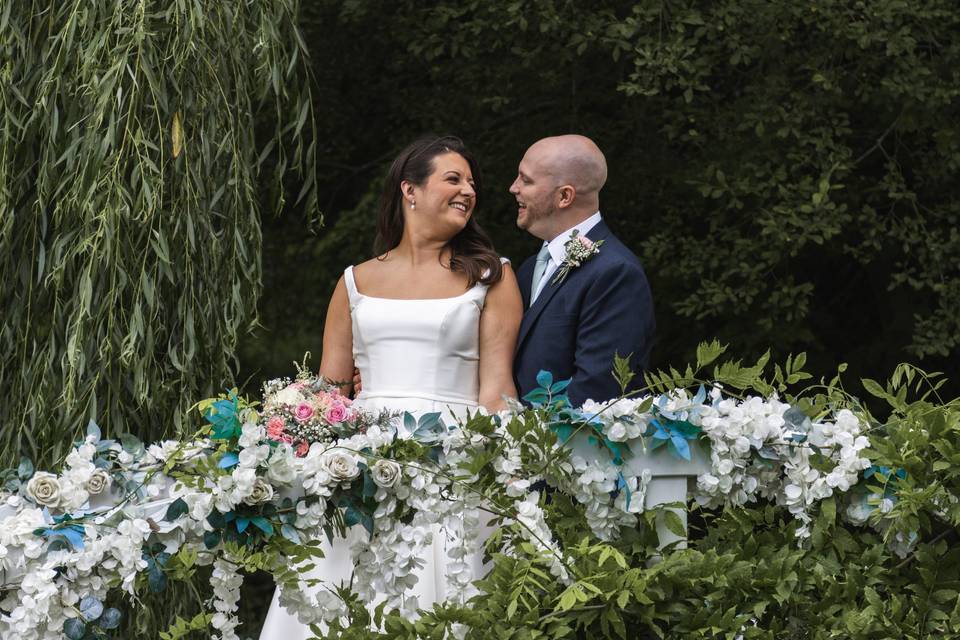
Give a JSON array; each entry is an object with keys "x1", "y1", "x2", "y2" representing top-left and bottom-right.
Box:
[{"x1": 551, "y1": 230, "x2": 603, "y2": 285}]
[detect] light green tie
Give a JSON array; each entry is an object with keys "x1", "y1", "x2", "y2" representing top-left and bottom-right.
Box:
[{"x1": 530, "y1": 244, "x2": 551, "y2": 307}]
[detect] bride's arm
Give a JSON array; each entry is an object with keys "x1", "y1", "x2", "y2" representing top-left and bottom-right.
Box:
[
  {"x1": 319, "y1": 276, "x2": 356, "y2": 395},
  {"x1": 478, "y1": 263, "x2": 522, "y2": 412}
]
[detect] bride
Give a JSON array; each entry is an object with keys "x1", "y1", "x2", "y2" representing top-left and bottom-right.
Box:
[{"x1": 259, "y1": 136, "x2": 523, "y2": 638}]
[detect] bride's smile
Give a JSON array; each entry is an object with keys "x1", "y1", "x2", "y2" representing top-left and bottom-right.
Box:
[{"x1": 407, "y1": 151, "x2": 477, "y2": 234}]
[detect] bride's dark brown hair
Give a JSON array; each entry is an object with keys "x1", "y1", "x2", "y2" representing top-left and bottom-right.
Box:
[{"x1": 375, "y1": 135, "x2": 503, "y2": 287}]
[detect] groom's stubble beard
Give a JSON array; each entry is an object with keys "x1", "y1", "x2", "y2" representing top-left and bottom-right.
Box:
[{"x1": 516, "y1": 202, "x2": 555, "y2": 241}]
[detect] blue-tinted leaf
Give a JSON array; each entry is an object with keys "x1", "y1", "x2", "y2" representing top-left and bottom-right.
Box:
[
  {"x1": 412, "y1": 413, "x2": 446, "y2": 444},
  {"x1": 218, "y1": 452, "x2": 239, "y2": 469},
  {"x1": 251, "y1": 516, "x2": 273, "y2": 536},
  {"x1": 343, "y1": 507, "x2": 361, "y2": 528},
  {"x1": 550, "y1": 379, "x2": 572, "y2": 393},
  {"x1": 164, "y1": 498, "x2": 189, "y2": 522},
  {"x1": 99, "y1": 608, "x2": 122, "y2": 630},
  {"x1": 63, "y1": 618, "x2": 86, "y2": 640},
  {"x1": 670, "y1": 434, "x2": 691, "y2": 461},
  {"x1": 59, "y1": 526, "x2": 85, "y2": 550},
  {"x1": 552, "y1": 424, "x2": 574, "y2": 443},
  {"x1": 17, "y1": 457, "x2": 33, "y2": 481},
  {"x1": 418, "y1": 413, "x2": 441, "y2": 430},
  {"x1": 119, "y1": 433, "x2": 144, "y2": 456},
  {"x1": 617, "y1": 471, "x2": 632, "y2": 509},
  {"x1": 236, "y1": 517, "x2": 250, "y2": 534},
  {"x1": 206, "y1": 511, "x2": 226, "y2": 528},
  {"x1": 403, "y1": 412, "x2": 417, "y2": 434},
  {"x1": 203, "y1": 530, "x2": 221, "y2": 549},
  {"x1": 148, "y1": 564, "x2": 167, "y2": 593},
  {"x1": 604, "y1": 439, "x2": 624, "y2": 465},
  {"x1": 79, "y1": 595, "x2": 103, "y2": 621},
  {"x1": 536, "y1": 370, "x2": 554, "y2": 389},
  {"x1": 281, "y1": 523, "x2": 301, "y2": 544},
  {"x1": 47, "y1": 538, "x2": 69, "y2": 553},
  {"x1": 86, "y1": 420, "x2": 102, "y2": 442},
  {"x1": 360, "y1": 512, "x2": 374, "y2": 536},
  {"x1": 522, "y1": 388, "x2": 548, "y2": 406},
  {"x1": 757, "y1": 446, "x2": 779, "y2": 460},
  {"x1": 692, "y1": 385, "x2": 706, "y2": 406},
  {"x1": 363, "y1": 471, "x2": 377, "y2": 498}
]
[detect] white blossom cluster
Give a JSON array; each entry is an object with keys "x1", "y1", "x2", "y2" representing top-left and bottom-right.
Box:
[
  {"x1": 509, "y1": 492, "x2": 570, "y2": 583},
  {"x1": 0, "y1": 388, "x2": 879, "y2": 638},
  {"x1": 693, "y1": 391, "x2": 871, "y2": 537}
]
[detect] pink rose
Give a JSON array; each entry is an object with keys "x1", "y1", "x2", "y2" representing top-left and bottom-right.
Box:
[
  {"x1": 294, "y1": 403, "x2": 315, "y2": 422},
  {"x1": 295, "y1": 440, "x2": 310, "y2": 457},
  {"x1": 326, "y1": 403, "x2": 348, "y2": 423},
  {"x1": 578, "y1": 235, "x2": 594, "y2": 249},
  {"x1": 266, "y1": 416, "x2": 286, "y2": 440}
]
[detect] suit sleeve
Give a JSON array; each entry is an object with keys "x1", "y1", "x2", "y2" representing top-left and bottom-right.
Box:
[{"x1": 568, "y1": 262, "x2": 655, "y2": 407}]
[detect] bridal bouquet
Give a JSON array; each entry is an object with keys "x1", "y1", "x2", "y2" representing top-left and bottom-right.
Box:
[{"x1": 260, "y1": 374, "x2": 361, "y2": 455}]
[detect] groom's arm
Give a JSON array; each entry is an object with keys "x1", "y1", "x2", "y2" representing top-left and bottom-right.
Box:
[{"x1": 568, "y1": 263, "x2": 655, "y2": 407}]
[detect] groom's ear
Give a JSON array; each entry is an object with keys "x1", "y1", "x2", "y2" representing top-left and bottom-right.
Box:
[{"x1": 557, "y1": 184, "x2": 576, "y2": 209}]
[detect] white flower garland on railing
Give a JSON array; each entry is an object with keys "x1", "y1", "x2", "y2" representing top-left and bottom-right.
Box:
[{"x1": 0, "y1": 374, "x2": 885, "y2": 640}]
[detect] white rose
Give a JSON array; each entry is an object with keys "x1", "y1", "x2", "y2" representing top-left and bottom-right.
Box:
[
  {"x1": 25, "y1": 472, "x2": 62, "y2": 507},
  {"x1": 325, "y1": 452, "x2": 360, "y2": 482},
  {"x1": 85, "y1": 469, "x2": 111, "y2": 495},
  {"x1": 371, "y1": 459, "x2": 401, "y2": 488},
  {"x1": 243, "y1": 478, "x2": 275, "y2": 505}
]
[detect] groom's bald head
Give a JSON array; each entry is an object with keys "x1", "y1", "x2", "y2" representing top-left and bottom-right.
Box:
[
  {"x1": 527, "y1": 135, "x2": 607, "y2": 197},
  {"x1": 510, "y1": 134, "x2": 608, "y2": 241}
]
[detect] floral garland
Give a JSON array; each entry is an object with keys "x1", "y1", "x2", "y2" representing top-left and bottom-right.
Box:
[{"x1": 0, "y1": 370, "x2": 892, "y2": 639}]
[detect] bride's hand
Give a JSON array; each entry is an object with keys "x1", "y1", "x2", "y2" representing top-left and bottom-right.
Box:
[{"x1": 353, "y1": 367, "x2": 362, "y2": 395}]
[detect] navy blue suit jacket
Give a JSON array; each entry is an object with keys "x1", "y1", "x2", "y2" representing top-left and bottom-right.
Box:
[{"x1": 514, "y1": 220, "x2": 655, "y2": 407}]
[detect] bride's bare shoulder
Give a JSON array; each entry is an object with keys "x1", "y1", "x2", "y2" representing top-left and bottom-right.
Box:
[{"x1": 351, "y1": 256, "x2": 392, "y2": 290}]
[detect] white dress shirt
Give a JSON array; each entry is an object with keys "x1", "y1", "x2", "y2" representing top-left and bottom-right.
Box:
[{"x1": 531, "y1": 211, "x2": 603, "y2": 302}]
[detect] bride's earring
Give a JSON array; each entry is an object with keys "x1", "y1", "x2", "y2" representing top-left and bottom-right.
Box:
[{"x1": 410, "y1": 198, "x2": 416, "y2": 210}]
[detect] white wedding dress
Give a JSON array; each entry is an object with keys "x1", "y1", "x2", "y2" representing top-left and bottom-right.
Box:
[{"x1": 260, "y1": 262, "x2": 504, "y2": 639}]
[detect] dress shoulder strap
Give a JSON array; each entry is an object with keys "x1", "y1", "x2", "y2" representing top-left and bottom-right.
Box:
[
  {"x1": 343, "y1": 266, "x2": 361, "y2": 307},
  {"x1": 474, "y1": 257, "x2": 512, "y2": 309}
]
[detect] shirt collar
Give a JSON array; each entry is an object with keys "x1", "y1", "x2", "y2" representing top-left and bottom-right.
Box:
[{"x1": 544, "y1": 211, "x2": 603, "y2": 265}]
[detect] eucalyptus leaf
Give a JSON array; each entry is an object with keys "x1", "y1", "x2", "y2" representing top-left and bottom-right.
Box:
[
  {"x1": 79, "y1": 595, "x2": 103, "y2": 621},
  {"x1": 164, "y1": 497, "x2": 189, "y2": 522},
  {"x1": 63, "y1": 618, "x2": 86, "y2": 640},
  {"x1": 99, "y1": 608, "x2": 122, "y2": 630},
  {"x1": 17, "y1": 457, "x2": 33, "y2": 481}
]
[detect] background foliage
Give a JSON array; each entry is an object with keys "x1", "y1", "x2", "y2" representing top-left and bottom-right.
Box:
[
  {"x1": 243, "y1": 0, "x2": 959, "y2": 398},
  {"x1": 0, "y1": 1, "x2": 316, "y2": 466},
  {"x1": 4, "y1": 0, "x2": 960, "y2": 637}
]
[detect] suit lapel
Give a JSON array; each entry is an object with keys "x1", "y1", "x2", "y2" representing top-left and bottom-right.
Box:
[{"x1": 516, "y1": 220, "x2": 613, "y2": 351}]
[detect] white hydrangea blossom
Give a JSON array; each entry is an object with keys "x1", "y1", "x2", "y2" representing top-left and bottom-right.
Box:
[{"x1": 0, "y1": 388, "x2": 883, "y2": 637}]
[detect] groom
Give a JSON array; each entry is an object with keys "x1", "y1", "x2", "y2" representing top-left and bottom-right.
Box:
[{"x1": 511, "y1": 135, "x2": 655, "y2": 407}]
